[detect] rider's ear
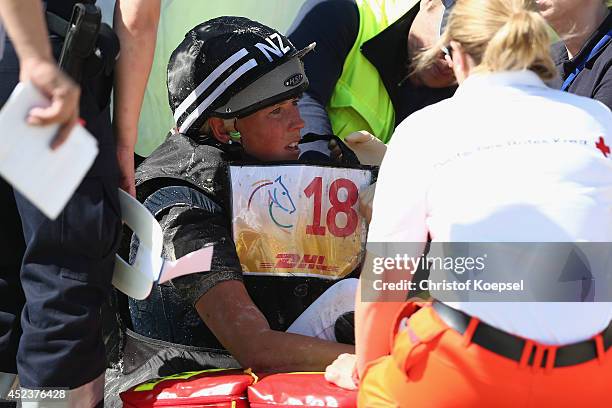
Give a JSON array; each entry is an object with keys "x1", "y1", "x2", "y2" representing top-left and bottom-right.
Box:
[{"x1": 208, "y1": 117, "x2": 231, "y2": 144}]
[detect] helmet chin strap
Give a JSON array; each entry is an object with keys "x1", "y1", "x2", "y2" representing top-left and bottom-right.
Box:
[{"x1": 223, "y1": 118, "x2": 242, "y2": 144}]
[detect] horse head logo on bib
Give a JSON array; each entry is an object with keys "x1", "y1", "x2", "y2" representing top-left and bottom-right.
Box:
[{"x1": 248, "y1": 176, "x2": 296, "y2": 230}]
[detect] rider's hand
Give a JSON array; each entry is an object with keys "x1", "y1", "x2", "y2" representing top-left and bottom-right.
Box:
[
  {"x1": 20, "y1": 58, "x2": 80, "y2": 150},
  {"x1": 324, "y1": 353, "x2": 358, "y2": 390},
  {"x1": 343, "y1": 131, "x2": 386, "y2": 166}
]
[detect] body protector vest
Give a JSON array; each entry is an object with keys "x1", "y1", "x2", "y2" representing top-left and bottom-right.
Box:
[{"x1": 132, "y1": 133, "x2": 372, "y2": 349}]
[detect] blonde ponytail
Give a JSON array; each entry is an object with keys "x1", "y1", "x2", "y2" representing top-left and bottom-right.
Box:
[
  {"x1": 479, "y1": 7, "x2": 556, "y2": 80},
  {"x1": 414, "y1": 0, "x2": 557, "y2": 81}
]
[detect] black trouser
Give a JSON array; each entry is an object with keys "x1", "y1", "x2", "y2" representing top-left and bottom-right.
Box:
[{"x1": 0, "y1": 36, "x2": 121, "y2": 389}]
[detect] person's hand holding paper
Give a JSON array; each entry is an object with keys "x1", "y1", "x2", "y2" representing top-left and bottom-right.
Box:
[
  {"x1": 20, "y1": 58, "x2": 80, "y2": 149},
  {"x1": 0, "y1": 82, "x2": 97, "y2": 219}
]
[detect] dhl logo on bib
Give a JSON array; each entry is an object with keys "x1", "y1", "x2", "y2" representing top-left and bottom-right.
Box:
[{"x1": 230, "y1": 164, "x2": 373, "y2": 279}]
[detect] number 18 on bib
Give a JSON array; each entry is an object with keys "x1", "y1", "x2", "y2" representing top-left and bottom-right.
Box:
[{"x1": 230, "y1": 164, "x2": 373, "y2": 279}]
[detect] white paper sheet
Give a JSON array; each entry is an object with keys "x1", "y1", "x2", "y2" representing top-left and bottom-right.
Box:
[{"x1": 0, "y1": 82, "x2": 98, "y2": 219}]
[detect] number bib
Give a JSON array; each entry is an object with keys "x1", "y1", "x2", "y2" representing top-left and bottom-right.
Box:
[{"x1": 230, "y1": 164, "x2": 373, "y2": 280}]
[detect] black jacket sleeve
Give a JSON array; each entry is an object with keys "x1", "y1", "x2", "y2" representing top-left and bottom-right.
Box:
[
  {"x1": 287, "y1": 0, "x2": 360, "y2": 105},
  {"x1": 143, "y1": 186, "x2": 243, "y2": 307}
]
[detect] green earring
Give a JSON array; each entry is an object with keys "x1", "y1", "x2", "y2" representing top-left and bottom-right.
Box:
[{"x1": 223, "y1": 118, "x2": 241, "y2": 143}]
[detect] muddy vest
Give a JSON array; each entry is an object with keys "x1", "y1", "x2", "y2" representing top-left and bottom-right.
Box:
[
  {"x1": 135, "y1": 133, "x2": 244, "y2": 210},
  {"x1": 327, "y1": 0, "x2": 416, "y2": 144},
  {"x1": 132, "y1": 134, "x2": 364, "y2": 349}
]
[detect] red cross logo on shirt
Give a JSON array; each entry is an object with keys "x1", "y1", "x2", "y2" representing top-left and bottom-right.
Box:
[{"x1": 596, "y1": 137, "x2": 610, "y2": 157}]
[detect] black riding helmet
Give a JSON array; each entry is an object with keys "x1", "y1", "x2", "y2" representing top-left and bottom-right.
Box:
[{"x1": 167, "y1": 16, "x2": 315, "y2": 135}]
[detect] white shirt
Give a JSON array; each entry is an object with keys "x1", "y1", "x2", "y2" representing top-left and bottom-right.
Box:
[{"x1": 368, "y1": 70, "x2": 612, "y2": 345}]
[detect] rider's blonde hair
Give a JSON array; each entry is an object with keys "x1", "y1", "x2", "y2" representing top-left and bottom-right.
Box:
[{"x1": 415, "y1": 0, "x2": 557, "y2": 81}]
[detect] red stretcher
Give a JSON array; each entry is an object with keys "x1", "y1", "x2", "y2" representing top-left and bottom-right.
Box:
[
  {"x1": 248, "y1": 372, "x2": 357, "y2": 407},
  {"x1": 120, "y1": 369, "x2": 357, "y2": 408}
]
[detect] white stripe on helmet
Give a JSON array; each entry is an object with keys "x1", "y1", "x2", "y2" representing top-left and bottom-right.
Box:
[
  {"x1": 173, "y1": 48, "x2": 250, "y2": 122},
  {"x1": 178, "y1": 58, "x2": 258, "y2": 133}
]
